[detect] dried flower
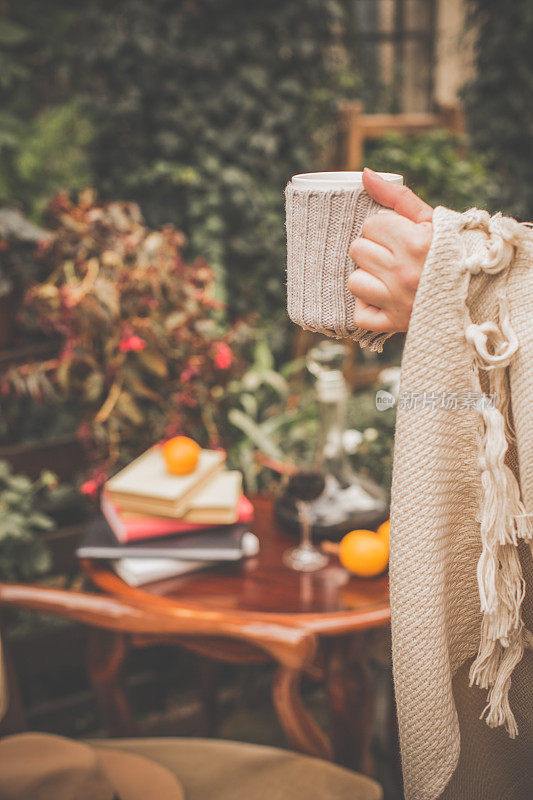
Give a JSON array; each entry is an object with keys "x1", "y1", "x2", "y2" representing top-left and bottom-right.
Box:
[
  {"x1": 213, "y1": 341, "x2": 233, "y2": 370},
  {"x1": 119, "y1": 334, "x2": 146, "y2": 353},
  {"x1": 180, "y1": 363, "x2": 199, "y2": 383},
  {"x1": 80, "y1": 478, "x2": 99, "y2": 497},
  {"x1": 80, "y1": 469, "x2": 107, "y2": 498},
  {"x1": 10, "y1": 192, "x2": 245, "y2": 476}
]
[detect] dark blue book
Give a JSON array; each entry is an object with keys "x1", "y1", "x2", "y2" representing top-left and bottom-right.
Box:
[{"x1": 77, "y1": 515, "x2": 256, "y2": 562}]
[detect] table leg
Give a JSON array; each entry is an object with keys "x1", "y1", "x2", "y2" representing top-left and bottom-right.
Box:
[
  {"x1": 197, "y1": 656, "x2": 219, "y2": 737},
  {"x1": 272, "y1": 665, "x2": 333, "y2": 760},
  {"x1": 87, "y1": 630, "x2": 137, "y2": 737},
  {"x1": 325, "y1": 634, "x2": 374, "y2": 773}
]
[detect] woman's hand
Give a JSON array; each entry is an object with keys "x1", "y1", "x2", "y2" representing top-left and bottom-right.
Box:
[{"x1": 347, "y1": 168, "x2": 434, "y2": 333}]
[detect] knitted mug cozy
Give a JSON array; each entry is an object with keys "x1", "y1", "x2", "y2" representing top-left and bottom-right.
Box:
[{"x1": 285, "y1": 182, "x2": 390, "y2": 352}]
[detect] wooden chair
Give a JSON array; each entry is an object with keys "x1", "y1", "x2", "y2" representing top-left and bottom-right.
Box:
[{"x1": 0, "y1": 582, "x2": 383, "y2": 800}]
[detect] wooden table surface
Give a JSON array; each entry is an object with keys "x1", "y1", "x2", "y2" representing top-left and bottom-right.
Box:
[
  {"x1": 83, "y1": 495, "x2": 390, "y2": 635},
  {"x1": 80, "y1": 495, "x2": 391, "y2": 771}
]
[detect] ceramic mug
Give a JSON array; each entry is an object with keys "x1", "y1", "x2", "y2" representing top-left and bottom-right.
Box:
[{"x1": 285, "y1": 171, "x2": 403, "y2": 343}]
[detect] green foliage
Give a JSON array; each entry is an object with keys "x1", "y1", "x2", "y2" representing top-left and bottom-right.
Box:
[
  {"x1": 0, "y1": 207, "x2": 50, "y2": 297},
  {"x1": 463, "y1": 1, "x2": 533, "y2": 220},
  {"x1": 365, "y1": 130, "x2": 495, "y2": 212},
  {"x1": 0, "y1": 9, "x2": 93, "y2": 218},
  {"x1": 1, "y1": 102, "x2": 93, "y2": 219},
  {"x1": 0, "y1": 460, "x2": 55, "y2": 581},
  {"x1": 226, "y1": 345, "x2": 395, "y2": 493},
  {"x1": 3, "y1": 192, "x2": 247, "y2": 479},
  {"x1": 77, "y1": 0, "x2": 346, "y2": 316},
  {"x1": 0, "y1": 396, "x2": 80, "y2": 448},
  {"x1": 226, "y1": 345, "x2": 309, "y2": 491},
  {"x1": 0, "y1": 1, "x2": 352, "y2": 325},
  {"x1": 346, "y1": 388, "x2": 395, "y2": 491}
]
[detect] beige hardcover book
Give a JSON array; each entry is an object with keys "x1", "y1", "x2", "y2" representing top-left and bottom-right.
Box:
[
  {"x1": 181, "y1": 471, "x2": 242, "y2": 524},
  {"x1": 106, "y1": 446, "x2": 225, "y2": 517}
]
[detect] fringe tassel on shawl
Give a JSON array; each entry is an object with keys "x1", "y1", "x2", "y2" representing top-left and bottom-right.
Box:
[
  {"x1": 298, "y1": 320, "x2": 391, "y2": 353},
  {"x1": 462, "y1": 211, "x2": 532, "y2": 737}
]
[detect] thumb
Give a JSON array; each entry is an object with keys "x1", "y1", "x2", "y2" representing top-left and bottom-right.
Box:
[{"x1": 362, "y1": 168, "x2": 433, "y2": 223}]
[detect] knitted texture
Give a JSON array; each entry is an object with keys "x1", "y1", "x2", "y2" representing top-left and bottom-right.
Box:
[
  {"x1": 391, "y1": 206, "x2": 533, "y2": 800},
  {"x1": 285, "y1": 183, "x2": 390, "y2": 351}
]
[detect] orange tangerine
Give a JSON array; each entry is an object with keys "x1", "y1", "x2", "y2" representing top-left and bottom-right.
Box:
[
  {"x1": 339, "y1": 529, "x2": 389, "y2": 578},
  {"x1": 162, "y1": 436, "x2": 201, "y2": 476},
  {"x1": 377, "y1": 519, "x2": 390, "y2": 547}
]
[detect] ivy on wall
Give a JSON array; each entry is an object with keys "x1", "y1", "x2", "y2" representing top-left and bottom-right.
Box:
[
  {"x1": 77, "y1": 0, "x2": 347, "y2": 317},
  {"x1": 0, "y1": 5, "x2": 92, "y2": 215},
  {"x1": 463, "y1": 0, "x2": 533, "y2": 220},
  {"x1": 365, "y1": 130, "x2": 494, "y2": 212}
]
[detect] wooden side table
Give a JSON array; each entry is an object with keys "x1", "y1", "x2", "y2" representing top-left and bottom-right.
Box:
[{"x1": 81, "y1": 496, "x2": 390, "y2": 772}]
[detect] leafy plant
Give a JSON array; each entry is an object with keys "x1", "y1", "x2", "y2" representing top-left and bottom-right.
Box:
[
  {"x1": 0, "y1": 460, "x2": 56, "y2": 581},
  {"x1": 345, "y1": 385, "x2": 396, "y2": 491},
  {"x1": 463, "y1": 0, "x2": 533, "y2": 220},
  {"x1": 0, "y1": 102, "x2": 94, "y2": 221},
  {"x1": 0, "y1": 1, "x2": 360, "y2": 332},
  {"x1": 0, "y1": 206, "x2": 51, "y2": 301},
  {"x1": 226, "y1": 342, "x2": 396, "y2": 493},
  {"x1": 365, "y1": 130, "x2": 495, "y2": 212},
  {"x1": 0, "y1": 397, "x2": 80, "y2": 448},
  {"x1": 226, "y1": 343, "x2": 310, "y2": 491},
  {"x1": 0, "y1": 9, "x2": 93, "y2": 218},
  {"x1": 2, "y1": 191, "x2": 247, "y2": 483},
  {"x1": 75, "y1": 0, "x2": 348, "y2": 318}
]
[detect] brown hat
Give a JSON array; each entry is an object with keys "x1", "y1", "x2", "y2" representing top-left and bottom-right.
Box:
[{"x1": 0, "y1": 733, "x2": 185, "y2": 800}]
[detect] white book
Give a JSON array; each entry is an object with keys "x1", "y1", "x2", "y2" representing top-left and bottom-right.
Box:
[
  {"x1": 113, "y1": 557, "x2": 215, "y2": 586},
  {"x1": 113, "y1": 533, "x2": 261, "y2": 585}
]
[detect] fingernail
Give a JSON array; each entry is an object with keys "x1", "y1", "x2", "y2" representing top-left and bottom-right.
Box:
[{"x1": 364, "y1": 167, "x2": 377, "y2": 175}]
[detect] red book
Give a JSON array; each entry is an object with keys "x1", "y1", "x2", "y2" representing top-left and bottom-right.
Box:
[{"x1": 101, "y1": 491, "x2": 254, "y2": 544}]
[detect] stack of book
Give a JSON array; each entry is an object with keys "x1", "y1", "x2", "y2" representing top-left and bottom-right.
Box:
[{"x1": 77, "y1": 445, "x2": 256, "y2": 586}]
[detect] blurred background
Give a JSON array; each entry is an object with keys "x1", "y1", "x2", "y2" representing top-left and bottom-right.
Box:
[{"x1": 0, "y1": 1, "x2": 531, "y2": 797}]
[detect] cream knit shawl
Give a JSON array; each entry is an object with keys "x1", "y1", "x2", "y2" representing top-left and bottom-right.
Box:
[{"x1": 389, "y1": 207, "x2": 533, "y2": 800}]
